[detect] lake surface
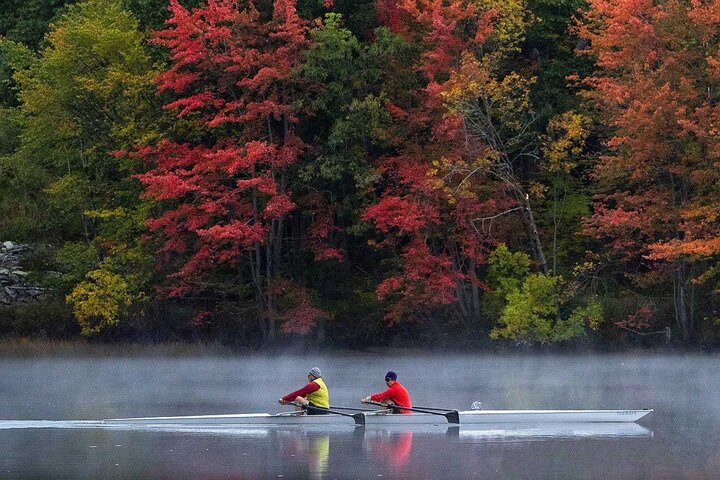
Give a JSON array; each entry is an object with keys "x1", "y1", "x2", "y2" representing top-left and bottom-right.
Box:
[{"x1": 0, "y1": 352, "x2": 717, "y2": 479}]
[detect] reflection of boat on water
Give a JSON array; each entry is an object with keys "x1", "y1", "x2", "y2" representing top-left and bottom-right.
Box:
[
  {"x1": 0, "y1": 420, "x2": 104, "y2": 430},
  {"x1": 0, "y1": 419, "x2": 651, "y2": 480},
  {"x1": 86, "y1": 422, "x2": 652, "y2": 440},
  {"x1": 356, "y1": 423, "x2": 651, "y2": 439},
  {"x1": 451, "y1": 422, "x2": 652, "y2": 440},
  {"x1": 101, "y1": 408, "x2": 653, "y2": 427}
]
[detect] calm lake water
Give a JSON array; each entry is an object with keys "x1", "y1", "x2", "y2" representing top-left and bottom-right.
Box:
[{"x1": 0, "y1": 352, "x2": 717, "y2": 479}]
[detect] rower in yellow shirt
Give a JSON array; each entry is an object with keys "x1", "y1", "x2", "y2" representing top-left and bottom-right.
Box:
[{"x1": 278, "y1": 367, "x2": 330, "y2": 415}]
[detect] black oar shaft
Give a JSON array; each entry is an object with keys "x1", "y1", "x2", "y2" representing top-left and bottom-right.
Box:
[
  {"x1": 410, "y1": 405, "x2": 453, "y2": 412},
  {"x1": 328, "y1": 405, "x2": 376, "y2": 412},
  {"x1": 290, "y1": 403, "x2": 365, "y2": 426}
]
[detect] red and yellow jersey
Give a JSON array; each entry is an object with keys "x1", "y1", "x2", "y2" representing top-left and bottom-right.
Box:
[
  {"x1": 282, "y1": 378, "x2": 330, "y2": 408},
  {"x1": 306, "y1": 378, "x2": 329, "y2": 408}
]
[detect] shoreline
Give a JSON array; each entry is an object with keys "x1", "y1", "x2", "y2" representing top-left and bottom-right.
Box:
[{"x1": 0, "y1": 337, "x2": 716, "y2": 358}]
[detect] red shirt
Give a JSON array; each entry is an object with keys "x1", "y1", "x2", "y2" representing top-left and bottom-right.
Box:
[
  {"x1": 282, "y1": 381, "x2": 320, "y2": 402},
  {"x1": 370, "y1": 381, "x2": 412, "y2": 413}
]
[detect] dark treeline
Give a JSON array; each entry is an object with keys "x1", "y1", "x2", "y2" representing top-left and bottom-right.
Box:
[{"x1": 1, "y1": 0, "x2": 718, "y2": 349}]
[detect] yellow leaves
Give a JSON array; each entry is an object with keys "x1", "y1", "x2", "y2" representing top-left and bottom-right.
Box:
[
  {"x1": 442, "y1": 53, "x2": 489, "y2": 106},
  {"x1": 61, "y1": 212, "x2": 153, "y2": 336},
  {"x1": 472, "y1": 0, "x2": 531, "y2": 53},
  {"x1": 66, "y1": 269, "x2": 135, "y2": 336},
  {"x1": 528, "y1": 181, "x2": 547, "y2": 199},
  {"x1": 84, "y1": 207, "x2": 127, "y2": 220},
  {"x1": 681, "y1": 205, "x2": 718, "y2": 223},
  {"x1": 572, "y1": 260, "x2": 597, "y2": 277},
  {"x1": 695, "y1": 263, "x2": 720, "y2": 287},
  {"x1": 426, "y1": 152, "x2": 495, "y2": 203},
  {"x1": 541, "y1": 111, "x2": 591, "y2": 173},
  {"x1": 442, "y1": 53, "x2": 535, "y2": 132}
]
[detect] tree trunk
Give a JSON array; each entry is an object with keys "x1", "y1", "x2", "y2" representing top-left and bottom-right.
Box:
[
  {"x1": 674, "y1": 261, "x2": 690, "y2": 343},
  {"x1": 263, "y1": 239, "x2": 275, "y2": 346},
  {"x1": 468, "y1": 259, "x2": 481, "y2": 321},
  {"x1": 671, "y1": 176, "x2": 691, "y2": 343},
  {"x1": 514, "y1": 192, "x2": 549, "y2": 275},
  {"x1": 251, "y1": 186, "x2": 274, "y2": 346}
]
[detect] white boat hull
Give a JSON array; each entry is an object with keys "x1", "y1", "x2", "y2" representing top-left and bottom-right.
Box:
[
  {"x1": 103, "y1": 409, "x2": 652, "y2": 427},
  {"x1": 0, "y1": 419, "x2": 652, "y2": 439}
]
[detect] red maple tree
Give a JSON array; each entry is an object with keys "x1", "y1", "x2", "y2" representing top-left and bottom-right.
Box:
[
  {"x1": 363, "y1": 0, "x2": 501, "y2": 323},
  {"x1": 133, "y1": 0, "x2": 316, "y2": 344}
]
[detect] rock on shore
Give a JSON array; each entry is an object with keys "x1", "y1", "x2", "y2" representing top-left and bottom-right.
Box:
[{"x1": 0, "y1": 241, "x2": 46, "y2": 305}]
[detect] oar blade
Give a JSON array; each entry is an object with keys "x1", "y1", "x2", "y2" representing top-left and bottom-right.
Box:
[
  {"x1": 353, "y1": 413, "x2": 366, "y2": 426},
  {"x1": 445, "y1": 410, "x2": 460, "y2": 424}
]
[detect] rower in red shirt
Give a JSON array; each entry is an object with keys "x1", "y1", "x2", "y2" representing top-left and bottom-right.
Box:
[{"x1": 361, "y1": 371, "x2": 412, "y2": 414}]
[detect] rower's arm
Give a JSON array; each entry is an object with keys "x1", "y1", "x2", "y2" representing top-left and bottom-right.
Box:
[
  {"x1": 281, "y1": 381, "x2": 320, "y2": 402},
  {"x1": 369, "y1": 387, "x2": 394, "y2": 402}
]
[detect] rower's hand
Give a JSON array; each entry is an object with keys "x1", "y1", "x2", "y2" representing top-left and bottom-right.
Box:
[
  {"x1": 278, "y1": 398, "x2": 286, "y2": 405},
  {"x1": 361, "y1": 396, "x2": 371, "y2": 404}
]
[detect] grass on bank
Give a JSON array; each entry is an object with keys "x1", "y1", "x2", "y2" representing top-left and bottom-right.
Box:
[{"x1": 0, "y1": 337, "x2": 245, "y2": 357}]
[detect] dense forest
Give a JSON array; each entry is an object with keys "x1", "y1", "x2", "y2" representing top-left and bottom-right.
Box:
[{"x1": 1, "y1": 0, "x2": 719, "y2": 348}]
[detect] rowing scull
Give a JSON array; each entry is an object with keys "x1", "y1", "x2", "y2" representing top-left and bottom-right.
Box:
[{"x1": 103, "y1": 409, "x2": 653, "y2": 427}]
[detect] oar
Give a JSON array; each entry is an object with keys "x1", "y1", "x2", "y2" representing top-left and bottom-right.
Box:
[
  {"x1": 291, "y1": 403, "x2": 365, "y2": 426},
  {"x1": 408, "y1": 405, "x2": 454, "y2": 412},
  {"x1": 364, "y1": 401, "x2": 460, "y2": 424},
  {"x1": 328, "y1": 405, "x2": 377, "y2": 412}
]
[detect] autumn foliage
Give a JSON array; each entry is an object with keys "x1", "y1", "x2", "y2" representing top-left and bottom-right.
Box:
[
  {"x1": 133, "y1": 0, "x2": 315, "y2": 342},
  {"x1": 577, "y1": 0, "x2": 720, "y2": 340},
  {"x1": 3, "y1": 0, "x2": 720, "y2": 346},
  {"x1": 361, "y1": 0, "x2": 509, "y2": 323}
]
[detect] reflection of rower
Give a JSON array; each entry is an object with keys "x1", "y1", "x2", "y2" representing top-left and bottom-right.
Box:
[
  {"x1": 309, "y1": 435, "x2": 330, "y2": 475},
  {"x1": 278, "y1": 367, "x2": 330, "y2": 414},
  {"x1": 364, "y1": 431, "x2": 413, "y2": 470},
  {"x1": 389, "y1": 431, "x2": 413, "y2": 468},
  {"x1": 361, "y1": 371, "x2": 412, "y2": 414},
  {"x1": 277, "y1": 431, "x2": 331, "y2": 478}
]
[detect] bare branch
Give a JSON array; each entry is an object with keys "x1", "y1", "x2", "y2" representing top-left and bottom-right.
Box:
[{"x1": 470, "y1": 206, "x2": 527, "y2": 237}]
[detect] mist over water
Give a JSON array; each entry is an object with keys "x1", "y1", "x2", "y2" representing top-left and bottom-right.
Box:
[{"x1": 0, "y1": 353, "x2": 717, "y2": 479}]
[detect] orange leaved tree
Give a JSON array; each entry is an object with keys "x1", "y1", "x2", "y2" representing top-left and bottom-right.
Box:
[{"x1": 577, "y1": 0, "x2": 720, "y2": 341}]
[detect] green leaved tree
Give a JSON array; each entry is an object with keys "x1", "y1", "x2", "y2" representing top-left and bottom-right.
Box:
[
  {"x1": 7, "y1": 0, "x2": 161, "y2": 335},
  {"x1": 488, "y1": 244, "x2": 602, "y2": 344}
]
